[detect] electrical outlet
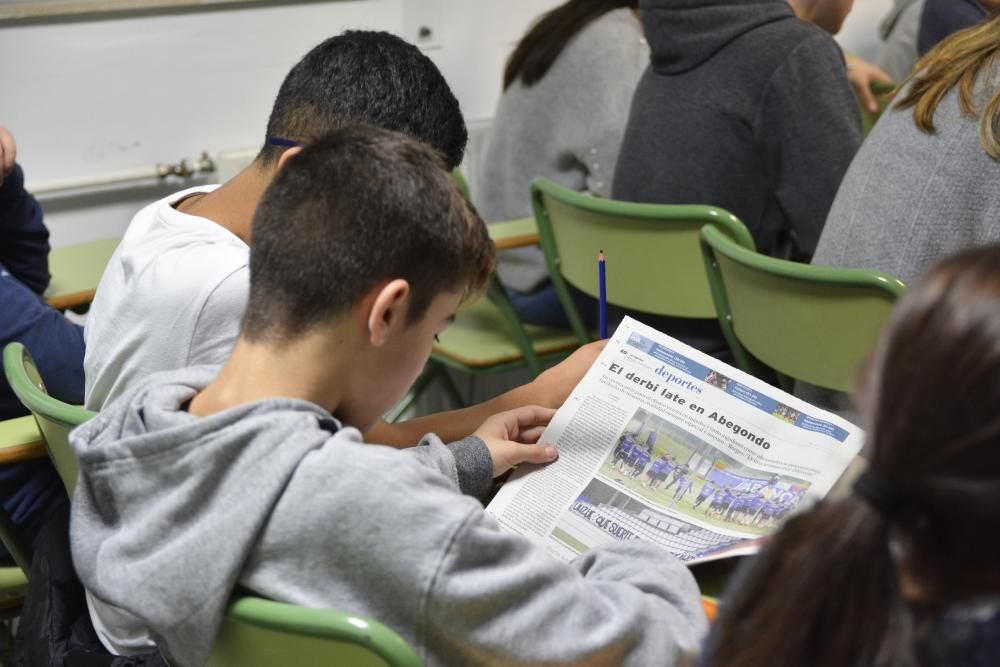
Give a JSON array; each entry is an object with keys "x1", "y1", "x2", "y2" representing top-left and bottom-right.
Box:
[{"x1": 403, "y1": 0, "x2": 444, "y2": 50}]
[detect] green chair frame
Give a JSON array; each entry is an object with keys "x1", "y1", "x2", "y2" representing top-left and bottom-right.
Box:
[
  {"x1": 0, "y1": 409, "x2": 52, "y2": 613},
  {"x1": 389, "y1": 274, "x2": 581, "y2": 419},
  {"x1": 205, "y1": 595, "x2": 422, "y2": 667},
  {"x1": 699, "y1": 225, "x2": 906, "y2": 393},
  {"x1": 3, "y1": 342, "x2": 96, "y2": 496},
  {"x1": 860, "y1": 80, "x2": 897, "y2": 138},
  {"x1": 531, "y1": 176, "x2": 756, "y2": 344},
  {"x1": 0, "y1": 415, "x2": 45, "y2": 578},
  {"x1": 0, "y1": 503, "x2": 29, "y2": 619},
  {"x1": 451, "y1": 168, "x2": 471, "y2": 202},
  {"x1": 0, "y1": 563, "x2": 27, "y2": 621}
]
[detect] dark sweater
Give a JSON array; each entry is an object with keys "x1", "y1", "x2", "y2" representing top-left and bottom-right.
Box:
[
  {"x1": 918, "y1": 0, "x2": 986, "y2": 56},
  {"x1": 0, "y1": 164, "x2": 82, "y2": 549},
  {"x1": 610, "y1": 0, "x2": 860, "y2": 357}
]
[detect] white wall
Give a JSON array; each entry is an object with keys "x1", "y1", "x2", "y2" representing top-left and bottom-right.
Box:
[
  {"x1": 0, "y1": 0, "x2": 893, "y2": 247},
  {"x1": 836, "y1": 0, "x2": 894, "y2": 61},
  {"x1": 0, "y1": 0, "x2": 559, "y2": 245}
]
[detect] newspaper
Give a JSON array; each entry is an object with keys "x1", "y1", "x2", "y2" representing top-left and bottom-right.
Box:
[{"x1": 486, "y1": 317, "x2": 864, "y2": 565}]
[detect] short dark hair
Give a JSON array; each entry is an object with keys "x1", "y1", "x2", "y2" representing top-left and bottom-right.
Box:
[
  {"x1": 259, "y1": 30, "x2": 468, "y2": 169},
  {"x1": 243, "y1": 125, "x2": 494, "y2": 342}
]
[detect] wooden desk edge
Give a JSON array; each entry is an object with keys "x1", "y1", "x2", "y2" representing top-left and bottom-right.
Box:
[
  {"x1": 41, "y1": 236, "x2": 536, "y2": 304},
  {"x1": 493, "y1": 233, "x2": 540, "y2": 251},
  {"x1": 46, "y1": 289, "x2": 97, "y2": 311},
  {"x1": 0, "y1": 440, "x2": 47, "y2": 465}
]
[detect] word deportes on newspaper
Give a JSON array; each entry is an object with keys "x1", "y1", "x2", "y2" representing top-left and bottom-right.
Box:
[{"x1": 486, "y1": 316, "x2": 863, "y2": 565}]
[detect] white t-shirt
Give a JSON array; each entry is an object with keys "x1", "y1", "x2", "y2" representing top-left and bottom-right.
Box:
[{"x1": 84, "y1": 185, "x2": 249, "y2": 410}]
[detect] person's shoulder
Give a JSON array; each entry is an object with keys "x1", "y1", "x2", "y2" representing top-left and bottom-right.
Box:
[
  {"x1": 563, "y1": 9, "x2": 645, "y2": 64},
  {"x1": 581, "y1": 8, "x2": 642, "y2": 41},
  {"x1": 757, "y1": 13, "x2": 831, "y2": 45},
  {"x1": 119, "y1": 185, "x2": 242, "y2": 262},
  {"x1": 116, "y1": 186, "x2": 247, "y2": 290},
  {"x1": 747, "y1": 15, "x2": 841, "y2": 69},
  {"x1": 779, "y1": 20, "x2": 844, "y2": 64}
]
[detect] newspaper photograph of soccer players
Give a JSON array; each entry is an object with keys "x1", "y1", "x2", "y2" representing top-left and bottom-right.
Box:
[{"x1": 601, "y1": 408, "x2": 811, "y2": 536}]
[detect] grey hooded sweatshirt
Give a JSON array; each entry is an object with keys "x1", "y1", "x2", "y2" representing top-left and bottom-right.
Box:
[{"x1": 70, "y1": 367, "x2": 707, "y2": 667}]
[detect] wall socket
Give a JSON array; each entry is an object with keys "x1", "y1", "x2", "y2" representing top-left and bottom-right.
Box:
[{"x1": 403, "y1": 0, "x2": 443, "y2": 50}]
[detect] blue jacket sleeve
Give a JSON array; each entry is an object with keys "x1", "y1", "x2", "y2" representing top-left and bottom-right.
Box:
[
  {"x1": 0, "y1": 270, "x2": 85, "y2": 419},
  {"x1": 0, "y1": 164, "x2": 50, "y2": 295}
]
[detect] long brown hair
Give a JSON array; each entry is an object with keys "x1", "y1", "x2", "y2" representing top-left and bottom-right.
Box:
[
  {"x1": 705, "y1": 244, "x2": 1000, "y2": 667},
  {"x1": 503, "y1": 0, "x2": 638, "y2": 90},
  {"x1": 894, "y1": 13, "x2": 1000, "y2": 158}
]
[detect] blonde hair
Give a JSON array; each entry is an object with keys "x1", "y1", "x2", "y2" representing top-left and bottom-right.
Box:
[{"x1": 893, "y1": 13, "x2": 1000, "y2": 159}]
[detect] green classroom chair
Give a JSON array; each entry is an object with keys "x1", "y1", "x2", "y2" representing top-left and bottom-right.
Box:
[
  {"x1": 0, "y1": 499, "x2": 30, "y2": 616},
  {"x1": 0, "y1": 563, "x2": 27, "y2": 621},
  {"x1": 204, "y1": 595, "x2": 422, "y2": 667},
  {"x1": 860, "y1": 80, "x2": 897, "y2": 138},
  {"x1": 0, "y1": 418, "x2": 41, "y2": 577},
  {"x1": 445, "y1": 170, "x2": 578, "y2": 379},
  {"x1": 530, "y1": 176, "x2": 756, "y2": 344},
  {"x1": 3, "y1": 342, "x2": 96, "y2": 496},
  {"x1": 0, "y1": 416, "x2": 43, "y2": 617},
  {"x1": 699, "y1": 225, "x2": 906, "y2": 393},
  {"x1": 389, "y1": 275, "x2": 582, "y2": 418},
  {"x1": 0, "y1": 507, "x2": 29, "y2": 619},
  {"x1": 451, "y1": 168, "x2": 471, "y2": 202}
]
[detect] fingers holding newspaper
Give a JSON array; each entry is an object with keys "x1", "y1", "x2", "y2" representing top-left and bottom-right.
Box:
[{"x1": 474, "y1": 405, "x2": 558, "y2": 477}]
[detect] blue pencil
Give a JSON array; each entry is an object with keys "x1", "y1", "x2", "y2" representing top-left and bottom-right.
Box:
[{"x1": 598, "y1": 250, "x2": 607, "y2": 339}]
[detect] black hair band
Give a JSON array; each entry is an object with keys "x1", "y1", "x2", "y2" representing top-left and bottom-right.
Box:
[
  {"x1": 266, "y1": 136, "x2": 300, "y2": 148},
  {"x1": 853, "y1": 470, "x2": 906, "y2": 520}
]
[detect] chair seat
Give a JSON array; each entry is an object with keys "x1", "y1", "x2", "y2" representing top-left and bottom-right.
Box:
[
  {"x1": 432, "y1": 298, "x2": 580, "y2": 369},
  {"x1": 0, "y1": 415, "x2": 46, "y2": 465},
  {"x1": 0, "y1": 566, "x2": 27, "y2": 608}
]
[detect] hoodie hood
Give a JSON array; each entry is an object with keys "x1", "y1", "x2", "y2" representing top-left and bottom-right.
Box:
[
  {"x1": 70, "y1": 366, "x2": 347, "y2": 666},
  {"x1": 640, "y1": 0, "x2": 794, "y2": 74}
]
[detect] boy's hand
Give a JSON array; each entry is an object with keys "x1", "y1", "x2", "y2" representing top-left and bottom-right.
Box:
[
  {"x1": 0, "y1": 127, "x2": 16, "y2": 187},
  {"x1": 474, "y1": 405, "x2": 558, "y2": 477},
  {"x1": 523, "y1": 340, "x2": 606, "y2": 409}
]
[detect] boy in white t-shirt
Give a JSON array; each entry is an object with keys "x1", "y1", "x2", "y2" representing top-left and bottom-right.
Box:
[{"x1": 84, "y1": 30, "x2": 601, "y2": 446}]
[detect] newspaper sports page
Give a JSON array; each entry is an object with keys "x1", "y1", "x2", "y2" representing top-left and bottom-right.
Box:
[{"x1": 486, "y1": 317, "x2": 864, "y2": 565}]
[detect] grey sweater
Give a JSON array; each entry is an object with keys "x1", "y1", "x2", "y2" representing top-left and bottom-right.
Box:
[
  {"x1": 477, "y1": 9, "x2": 649, "y2": 293},
  {"x1": 812, "y1": 67, "x2": 1000, "y2": 286},
  {"x1": 876, "y1": 0, "x2": 924, "y2": 82},
  {"x1": 70, "y1": 367, "x2": 707, "y2": 667}
]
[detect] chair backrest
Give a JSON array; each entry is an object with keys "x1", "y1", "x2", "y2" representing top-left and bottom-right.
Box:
[
  {"x1": 0, "y1": 501, "x2": 31, "y2": 576},
  {"x1": 451, "y1": 168, "x2": 471, "y2": 202},
  {"x1": 3, "y1": 342, "x2": 95, "y2": 495},
  {"x1": 205, "y1": 596, "x2": 422, "y2": 667},
  {"x1": 700, "y1": 225, "x2": 906, "y2": 393},
  {"x1": 531, "y1": 176, "x2": 756, "y2": 342}
]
